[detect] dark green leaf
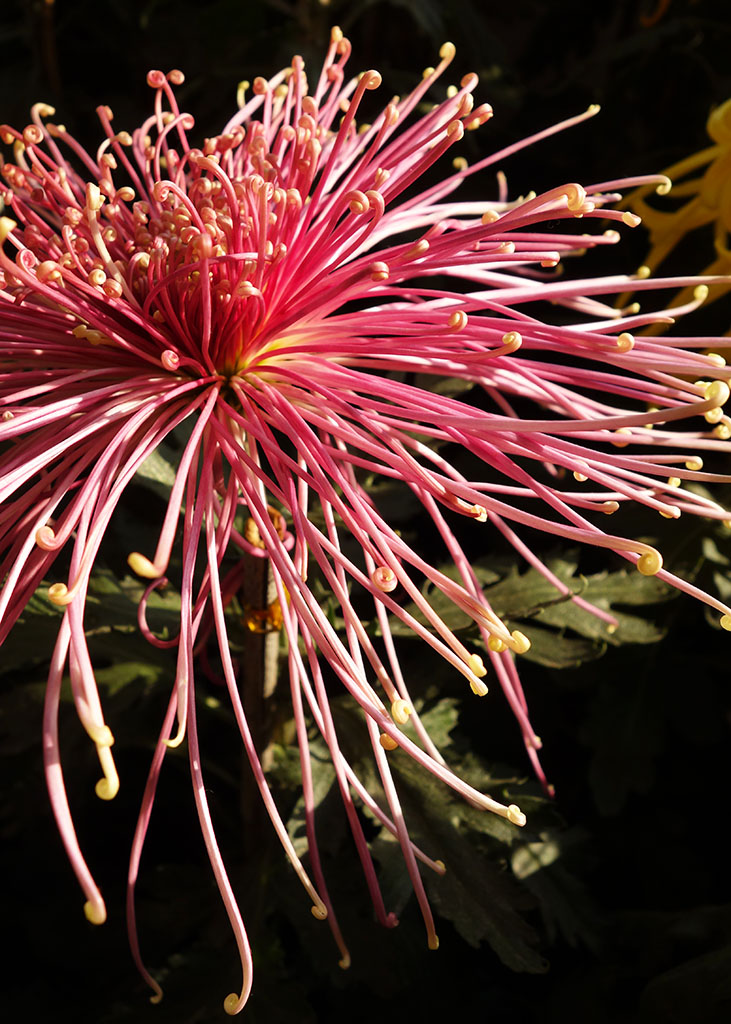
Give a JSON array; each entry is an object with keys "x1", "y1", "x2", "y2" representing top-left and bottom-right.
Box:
[{"x1": 385, "y1": 551, "x2": 674, "y2": 668}]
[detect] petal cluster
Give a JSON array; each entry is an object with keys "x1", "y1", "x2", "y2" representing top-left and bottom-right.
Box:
[{"x1": 2, "y1": 29, "x2": 731, "y2": 1012}]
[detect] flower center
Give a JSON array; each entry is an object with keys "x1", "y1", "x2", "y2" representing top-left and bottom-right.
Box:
[{"x1": 136, "y1": 166, "x2": 299, "y2": 378}]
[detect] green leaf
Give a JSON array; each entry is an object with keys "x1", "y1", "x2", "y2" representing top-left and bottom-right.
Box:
[
  {"x1": 321, "y1": 698, "x2": 551, "y2": 972},
  {"x1": 511, "y1": 625, "x2": 605, "y2": 669},
  {"x1": 0, "y1": 591, "x2": 63, "y2": 672},
  {"x1": 92, "y1": 659, "x2": 164, "y2": 699},
  {"x1": 701, "y1": 535, "x2": 730, "y2": 566},
  {"x1": 511, "y1": 828, "x2": 600, "y2": 949},
  {"x1": 415, "y1": 374, "x2": 477, "y2": 398},
  {"x1": 380, "y1": 751, "x2": 547, "y2": 971},
  {"x1": 1, "y1": 568, "x2": 182, "y2": 694},
  {"x1": 384, "y1": 551, "x2": 674, "y2": 668},
  {"x1": 134, "y1": 445, "x2": 178, "y2": 497},
  {"x1": 412, "y1": 698, "x2": 459, "y2": 750},
  {"x1": 282, "y1": 736, "x2": 338, "y2": 861}
]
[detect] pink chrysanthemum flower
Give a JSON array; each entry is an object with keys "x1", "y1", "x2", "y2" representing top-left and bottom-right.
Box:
[{"x1": 2, "y1": 28, "x2": 731, "y2": 1012}]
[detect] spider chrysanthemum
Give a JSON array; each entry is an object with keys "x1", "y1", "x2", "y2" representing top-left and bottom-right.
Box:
[{"x1": 2, "y1": 28, "x2": 731, "y2": 1012}]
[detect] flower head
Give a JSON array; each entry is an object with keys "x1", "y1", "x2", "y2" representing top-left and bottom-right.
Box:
[{"x1": 2, "y1": 28, "x2": 731, "y2": 1012}]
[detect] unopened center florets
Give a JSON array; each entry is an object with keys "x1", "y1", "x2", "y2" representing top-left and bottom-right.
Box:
[{"x1": 132, "y1": 162, "x2": 301, "y2": 376}]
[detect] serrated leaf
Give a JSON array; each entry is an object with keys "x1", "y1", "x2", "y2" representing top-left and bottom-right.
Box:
[
  {"x1": 412, "y1": 698, "x2": 459, "y2": 750},
  {"x1": 133, "y1": 442, "x2": 179, "y2": 500},
  {"x1": 482, "y1": 556, "x2": 673, "y2": 621},
  {"x1": 285, "y1": 738, "x2": 337, "y2": 860},
  {"x1": 83, "y1": 568, "x2": 181, "y2": 652},
  {"x1": 701, "y1": 535, "x2": 730, "y2": 566},
  {"x1": 384, "y1": 570, "x2": 479, "y2": 636},
  {"x1": 424, "y1": 833, "x2": 547, "y2": 971},
  {"x1": 713, "y1": 568, "x2": 731, "y2": 601},
  {"x1": 534, "y1": 597, "x2": 665, "y2": 647},
  {"x1": 0, "y1": 592, "x2": 63, "y2": 672},
  {"x1": 511, "y1": 828, "x2": 600, "y2": 949},
  {"x1": 92, "y1": 659, "x2": 165, "y2": 698},
  {"x1": 2, "y1": 567, "x2": 183, "y2": 685},
  {"x1": 321, "y1": 698, "x2": 550, "y2": 971},
  {"x1": 382, "y1": 749, "x2": 546, "y2": 970},
  {"x1": 384, "y1": 551, "x2": 674, "y2": 668},
  {"x1": 516, "y1": 625, "x2": 604, "y2": 669}
]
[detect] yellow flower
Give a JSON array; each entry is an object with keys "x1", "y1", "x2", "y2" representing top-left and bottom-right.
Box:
[{"x1": 624, "y1": 98, "x2": 731, "y2": 324}]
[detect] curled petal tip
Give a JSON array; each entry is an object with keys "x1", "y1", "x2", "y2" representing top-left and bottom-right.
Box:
[
  {"x1": 161, "y1": 349, "x2": 180, "y2": 371},
  {"x1": 224, "y1": 993, "x2": 242, "y2": 1016},
  {"x1": 128, "y1": 551, "x2": 161, "y2": 579},
  {"x1": 507, "y1": 804, "x2": 526, "y2": 827},
  {"x1": 510, "y1": 630, "x2": 531, "y2": 655},
  {"x1": 372, "y1": 565, "x2": 397, "y2": 591},
  {"x1": 391, "y1": 699, "x2": 411, "y2": 724},
  {"x1": 163, "y1": 723, "x2": 187, "y2": 749},
  {"x1": 94, "y1": 775, "x2": 119, "y2": 800},
  {"x1": 362, "y1": 70, "x2": 382, "y2": 91},
  {"x1": 47, "y1": 582, "x2": 72, "y2": 606},
  {"x1": 89, "y1": 724, "x2": 114, "y2": 747},
  {"x1": 468, "y1": 653, "x2": 487, "y2": 677},
  {"x1": 83, "y1": 899, "x2": 106, "y2": 925},
  {"x1": 35, "y1": 525, "x2": 57, "y2": 549},
  {"x1": 636, "y1": 549, "x2": 663, "y2": 576},
  {"x1": 704, "y1": 379, "x2": 729, "y2": 406}
]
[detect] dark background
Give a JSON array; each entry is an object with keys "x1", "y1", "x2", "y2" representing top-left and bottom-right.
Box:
[{"x1": 2, "y1": 1, "x2": 731, "y2": 1022}]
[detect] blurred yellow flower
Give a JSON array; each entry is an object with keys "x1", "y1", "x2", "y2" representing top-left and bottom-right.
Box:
[{"x1": 625, "y1": 98, "x2": 731, "y2": 322}]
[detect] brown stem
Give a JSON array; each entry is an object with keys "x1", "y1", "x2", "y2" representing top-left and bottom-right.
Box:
[{"x1": 239, "y1": 550, "x2": 279, "y2": 852}]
